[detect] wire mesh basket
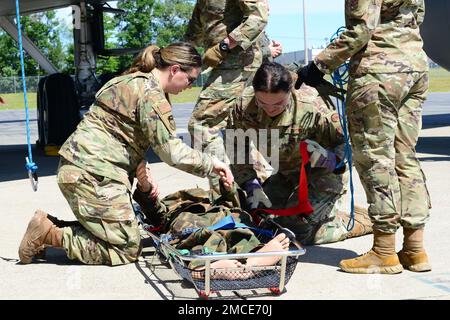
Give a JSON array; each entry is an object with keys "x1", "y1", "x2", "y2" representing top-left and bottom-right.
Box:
[
  {"x1": 172, "y1": 255, "x2": 299, "y2": 292},
  {"x1": 137, "y1": 209, "x2": 305, "y2": 298},
  {"x1": 154, "y1": 232, "x2": 305, "y2": 298}
]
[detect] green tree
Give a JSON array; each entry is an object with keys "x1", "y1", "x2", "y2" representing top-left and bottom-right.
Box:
[
  {"x1": 96, "y1": 12, "x2": 121, "y2": 75},
  {"x1": 0, "y1": 30, "x2": 20, "y2": 76},
  {"x1": 62, "y1": 43, "x2": 75, "y2": 75},
  {"x1": 0, "y1": 11, "x2": 66, "y2": 77},
  {"x1": 152, "y1": 0, "x2": 195, "y2": 47},
  {"x1": 114, "y1": 0, "x2": 194, "y2": 71}
]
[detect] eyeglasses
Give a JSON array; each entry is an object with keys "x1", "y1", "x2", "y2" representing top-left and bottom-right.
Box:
[
  {"x1": 180, "y1": 67, "x2": 197, "y2": 85},
  {"x1": 186, "y1": 74, "x2": 197, "y2": 85}
]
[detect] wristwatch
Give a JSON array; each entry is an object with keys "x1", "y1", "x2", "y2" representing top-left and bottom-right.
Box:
[{"x1": 219, "y1": 39, "x2": 231, "y2": 53}]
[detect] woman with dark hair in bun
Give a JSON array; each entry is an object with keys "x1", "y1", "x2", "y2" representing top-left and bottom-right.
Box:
[{"x1": 230, "y1": 62, "x2": 372, "y2": 246}]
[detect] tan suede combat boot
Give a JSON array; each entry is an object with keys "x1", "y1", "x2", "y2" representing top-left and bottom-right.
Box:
[
  {"x1": 18, "y1": 210, "x2": 63, "y2": 264},
  {"x1": 398, "y1": 228, "x2": 431, "y2": 272},
  {"x1": 338, "y1": 206, "x2": 373, "y2": 239},
  {"x1": 339, "y1": 229, "x2": 403, "y2": 274}
]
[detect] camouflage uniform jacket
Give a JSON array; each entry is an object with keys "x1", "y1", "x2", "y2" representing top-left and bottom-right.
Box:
[
  {"x1": 59, "y1": 71, "x2": 213, "y2": 191},
  {"x1": 230, "y1": 84, "x2": 345, "y2": 187},
  {"x1": 185, "y1": 0, "x2": 269, "y2": 72},
  {"x1": 315, "y1": 0, "x2": 428, "y2": 75}
]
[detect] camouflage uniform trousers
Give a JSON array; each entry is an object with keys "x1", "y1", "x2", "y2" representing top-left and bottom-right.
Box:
[
  {"x1": 261, "y1": 169, "x2": 352, "y2": 245},
  {"x1": 57, "y1": 158, "x2": 142, "y2": 265},
  {"x1": 346, "y1": 72, "x2": 431, "y2": 234},
  {"x1": 188, "y1": 68, "x2": 255, "y2": 193}
]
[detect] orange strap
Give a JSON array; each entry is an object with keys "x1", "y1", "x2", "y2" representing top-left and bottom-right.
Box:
[{"x1": 251, "y1": 141, "x2": 314, "y2": 217}]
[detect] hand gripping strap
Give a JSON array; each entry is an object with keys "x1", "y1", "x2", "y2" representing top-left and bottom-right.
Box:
[{"x1": 251, "y1": 141, "x2": 314, "y2": 217}]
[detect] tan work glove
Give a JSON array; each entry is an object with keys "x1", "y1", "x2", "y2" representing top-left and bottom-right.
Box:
[{"x1": 203, "y1": 43, "x2": 227, "y2": 69}]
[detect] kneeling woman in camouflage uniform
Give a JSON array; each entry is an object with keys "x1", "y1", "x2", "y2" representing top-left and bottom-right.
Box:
[
  {"x1": 18, "y1": 42, "x2": 234, "y2": 266},
  {"x1": 230, "y1": 62, "x2": 372, "y2": 245}
]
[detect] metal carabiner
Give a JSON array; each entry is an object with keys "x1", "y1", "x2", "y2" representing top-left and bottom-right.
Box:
[
  {"x1": 26, "y1": 157, "x2": 38, "y2": 192},
  {"x1": 28, "y1": 169, "x2": 38, "y2": 192},
  {"x1": 265, "y1": 218, "x2": 303, "y2": 251}
]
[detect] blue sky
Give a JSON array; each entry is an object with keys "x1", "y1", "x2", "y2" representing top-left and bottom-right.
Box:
[
  {"x1": 266, "y1": 0, "x2": 345, "y2": 52},
  {"x1": 56, "y1": 0, "x2": 346, "y2": 54}
]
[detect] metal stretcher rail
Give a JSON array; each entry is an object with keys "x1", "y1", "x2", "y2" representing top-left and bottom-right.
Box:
[{"x1": 145, "y1": 229, "x2": 306, "y2": 298}]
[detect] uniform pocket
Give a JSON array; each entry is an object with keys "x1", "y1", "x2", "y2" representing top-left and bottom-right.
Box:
[
  {"x1": 347, "y1": 81, "x2": 387, "y2": 149},
  {"x1": 57, "y1": 161, "x2": 84, "y2": 195}
]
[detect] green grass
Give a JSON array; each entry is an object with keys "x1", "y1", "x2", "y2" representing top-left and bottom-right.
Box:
[
  {"x1": 1, "y1": 68, "x2": 449, "y2": 110},
  {"x1": 0, "y1": 92, "x2": 37, "y2": 110},
  {"x1": 429, "y1": 68, "x2": 450, "y2": 92},
  {"x1": 0, "y1": 88, "x2": 202, "y2": 110},
  {"x1": 168, "y1": 87, "x2": 202, "y2": 104}
]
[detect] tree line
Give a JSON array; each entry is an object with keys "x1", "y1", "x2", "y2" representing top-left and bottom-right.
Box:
[{"x1": 0, "y1": 0, "x2": 194, "y2": 77}]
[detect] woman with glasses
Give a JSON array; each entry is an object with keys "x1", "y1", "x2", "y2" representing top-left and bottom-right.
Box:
[
  {"x1": 229, "y1": 62, "x2": 372, "y2": 245},
  {"x1": 18, "y1": 42, "x2": 234, "y2": 266}
]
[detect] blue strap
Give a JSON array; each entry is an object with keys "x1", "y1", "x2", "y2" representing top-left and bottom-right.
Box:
[
  {"x1": 15, "y1": 0, "x2": 38, "y2": 191},
  {"x1": 160, "y1": 215, "x2": 273, "y2": 244},
  {"x1": 329, "y1": 27, "x2": 355, "y2": 232},
  {"x1": 207, "y1": 215, "x2": 274, "y2": 238}
]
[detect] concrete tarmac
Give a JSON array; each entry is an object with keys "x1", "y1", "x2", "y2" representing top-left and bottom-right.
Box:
[{"x1": 1, "y1": 93, "x2": 450, "y2": 300}]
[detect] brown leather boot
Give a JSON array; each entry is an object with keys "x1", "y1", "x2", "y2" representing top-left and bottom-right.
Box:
[
  {"x1": 339, "y1": 229, "x2": 403, "y2": 274},
  {"x1": 18, "y1": 210, "x2": 63, "y2": 264},
  {"x1": 398, "y1": 228, "x2": 431, "y2": 272},
  {"x1": 338, "y1": 206, "x2": 373, "y2": 239}
]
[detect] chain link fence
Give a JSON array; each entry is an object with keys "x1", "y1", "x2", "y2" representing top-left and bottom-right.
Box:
[
  {"x1": 0, "y1": 73, "x2": 206, "y2": 95},
  {"x1": 0, "y1": 76, "x2": 44, "y2": 94}
]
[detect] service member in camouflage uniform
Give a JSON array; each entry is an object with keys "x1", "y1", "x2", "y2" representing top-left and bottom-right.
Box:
[
  {"x1": 229, "y1": 62, "x2": 372, "y2": 245},
  {"x1": 185, "y1": 0, "x2": 270, "y2": 194},
  {"x1": 295, "y1": 0, "x2": 431, "y2": 273},
  {"x1": 18, "y1": 42, "x2": 234, "y2": 266}
]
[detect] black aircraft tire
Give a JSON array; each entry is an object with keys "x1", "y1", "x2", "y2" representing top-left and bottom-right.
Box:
[
  {"x1": 41, "y1": 73, "x2": 80, "y2": 146},
  {"x1": 36, "y1": 76, "x2": 47, "y2": 147}
]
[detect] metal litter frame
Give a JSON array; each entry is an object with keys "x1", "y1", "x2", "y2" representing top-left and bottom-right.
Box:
[{"x1": 144, "y1": 227, "x2": 306, "y2": 298}]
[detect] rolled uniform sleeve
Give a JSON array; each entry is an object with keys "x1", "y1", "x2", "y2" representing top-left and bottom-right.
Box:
[
  {"x1": 314, "y1": 0, "x2": 382, "y2": 74},
  {"x1": 228, "y1": 102, "x2": 259, "y2": 186},
  {"x1": 313, "y1": 110, "x2": 346, "y2": 161},
  {"x1": 416, "y1": 2, "x2": 425, "y2": 26},
  {"x1": 258, "y1": 31, "x2": 273, "y2": 63},
  {"x1": 229, "y1": 0, "x2": 269, "y2": 51},
  {"x1": 184, "y1": 0, "x2": 204, "y2": 47},
  {"x1": 139, "y1": 96, "x2": 214, "y2": 178}
]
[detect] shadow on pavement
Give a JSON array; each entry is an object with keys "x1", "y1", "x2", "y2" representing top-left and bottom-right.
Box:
[
  {"x1": 300, "y1": 245, "x2": 359, "y2": 268},
  {"x1": 0, "y1": 144, "x2": 164, "y2": 183},
  {"x1": 0, "y1": 144, "x2": 60, "y2": 182},
  {"x1": 4, "y1": 248, "x2": 84, "y2": 266},
  {"x1": 1, "y1": 115, "x2": 447, "y2": 183},
  {"x1": 0, "y1": 118, "x2": 37, "y2": 125},
  {"x1": 422, "y1": 113, "x2": 450, "y2": 130},
  {"x1": 417, "y1": 136, "x2": 450, "y2": 161}
]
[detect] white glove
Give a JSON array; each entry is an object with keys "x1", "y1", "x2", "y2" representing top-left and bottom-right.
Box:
[
  {"x1": 305, "y1": 139, "x2": 337, "y2": 172},
  {"x1": 244, "y1": 178, "x2": 272, "y2": 209}
]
